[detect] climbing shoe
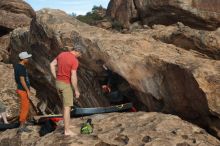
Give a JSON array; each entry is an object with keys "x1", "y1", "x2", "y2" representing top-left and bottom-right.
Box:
[{"x1": 17, "y1": 126, "x2": 32, "y2": 134}]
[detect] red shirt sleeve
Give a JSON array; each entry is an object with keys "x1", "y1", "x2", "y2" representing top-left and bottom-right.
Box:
[{"x1": 71, "y1": 58, "x2": 79, "y2": 70}]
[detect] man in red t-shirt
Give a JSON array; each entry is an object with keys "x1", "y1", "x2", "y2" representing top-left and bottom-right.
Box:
[{"x1": 50, "y1": 46, "x2": 81, "y2": 136}]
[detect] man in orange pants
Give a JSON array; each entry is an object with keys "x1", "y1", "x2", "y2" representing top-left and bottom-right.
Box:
[{"x1": 14, "y1": 52, "x2": 32, "y2": 133}]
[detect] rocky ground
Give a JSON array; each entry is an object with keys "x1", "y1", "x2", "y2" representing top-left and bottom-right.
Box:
[
  {"x1": 0, "y1": 63, "x2": 18, "y2": 117},
  {"x1": 1, "y1": 112, "x2": 220, "y2": 146}
]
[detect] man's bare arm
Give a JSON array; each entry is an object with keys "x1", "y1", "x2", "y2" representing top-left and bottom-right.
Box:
[
  {"x1": 50, "y1": 59, "x2": 57, "y2": 78},
  {"x1": 20, "y1": 76, "x2": 31, "y2": 97},
  {"x1": 71, "y1": 70, "x2": 80, "y2": 98}
]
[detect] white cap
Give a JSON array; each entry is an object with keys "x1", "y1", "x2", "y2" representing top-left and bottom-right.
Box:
[{"x1": 19, "y1": 52, "x2": 32, "y2": 60}]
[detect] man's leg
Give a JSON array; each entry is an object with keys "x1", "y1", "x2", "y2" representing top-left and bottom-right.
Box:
[
  {"x1": 63, "y1": 106, "x2": 76, "y2": 135},
  {"x1": 18, "y1": 90, "x2": 30, "y2": 124},
  {"x1": 0, "y1": 102, "x2": 7, "y2": 124},
  {"x1": 17, "y1": 90, "x2": 31, "y2": 132},
  {"x1": 1, "y1": 112, "x2": 9, "y2": 124},
  {"x1": 56, "y1": 81, "x2": 76, "y2": 136},
  {"x1": 63, "y1": 84, "x2": 76, "y2": 136}
]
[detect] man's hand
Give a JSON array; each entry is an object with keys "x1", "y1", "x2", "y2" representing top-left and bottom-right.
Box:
[
  {"x1": 20, "y1": 76, "x2": 31, "y2": 98},
  {"x1": 102, "y1": 85, "x2": 111, "y2": 93},
  {"x1": 75, "y1": 90, "x2": 80, "y2": 99},
  {"x1": 27, "y1": 90, "x2": 31, "y2": 98},
  {"x1": 71, "y1": 70, "x2": 80, "y2": 98}
]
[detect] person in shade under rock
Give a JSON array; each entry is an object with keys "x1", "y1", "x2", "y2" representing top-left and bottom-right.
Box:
[
  {"x1": 14, "y1": 52, "x2": 32, "y2": 133},
  {"x1": 50, "y1": 45, "x2": 81, "y2": 136},
  {"x1": 0, "y1": 101, "x2": 9, "y2": 124}
]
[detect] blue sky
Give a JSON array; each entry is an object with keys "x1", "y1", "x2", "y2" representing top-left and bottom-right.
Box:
[{"x1": 25, "y1": 0, "x2": 110, "y2": 15}]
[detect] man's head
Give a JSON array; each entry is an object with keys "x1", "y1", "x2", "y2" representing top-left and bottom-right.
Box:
[
  {"x1": 19, "y1": 52, "x2": 32, "y2": 64},
  {"x1": 64, "y1": 45, "x2": 82, "y2": 58}
]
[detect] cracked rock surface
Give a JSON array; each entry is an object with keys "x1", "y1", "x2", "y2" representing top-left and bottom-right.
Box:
[{"x1": 1, "y1": 112, "x2": 220, "y2": 146}]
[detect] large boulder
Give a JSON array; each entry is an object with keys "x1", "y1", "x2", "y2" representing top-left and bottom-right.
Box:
[
  {"x1": 0, "y1": 112, "x2": 220, "y2": 146},
  {"x1": 9, "y1": 25, "x2": 110, "y2": 113},
  {"x1": 0, "y1": 35, "x2": 10, "y2": 62},
  {"x1": 0, "y1": 0, "x2": 36, "y2": 63},
  {"x1": 107, "y1": 0, "x2": 220, "y2": 30},
  {"x1": 0, "y1": 0, "x2": 35, "y2": 31},
  {"x1": 9, "y1": 9, "x2": 220, "y2": 137},
  {"x1": 139, "y1": 23, "x2": 220, "y2": 60},
  {"x1": 107, "y1": 0, "x2": 138, "y2": 28}
]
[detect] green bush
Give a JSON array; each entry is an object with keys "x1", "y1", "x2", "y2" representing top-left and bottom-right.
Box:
[
  {"x1": 77, "y1": 13, "x2": 102, "y2": 25},
  {"x1": 111, "y1": 20, "x2": 123, "y2": 31}
]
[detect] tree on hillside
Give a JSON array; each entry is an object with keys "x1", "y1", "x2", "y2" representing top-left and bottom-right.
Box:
[
  {"x1": 92, "y1": 5, "x2": 104, "y2": 12},
  {"x1": 74, "y1": 5, "x2": 124, "y2": 31},
  {"x1": 76, "y1": 5, "x2": 105, "y2": 25},
  {"x1": 71, "y1": 12, "x2": 77, "y2": 17}
]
